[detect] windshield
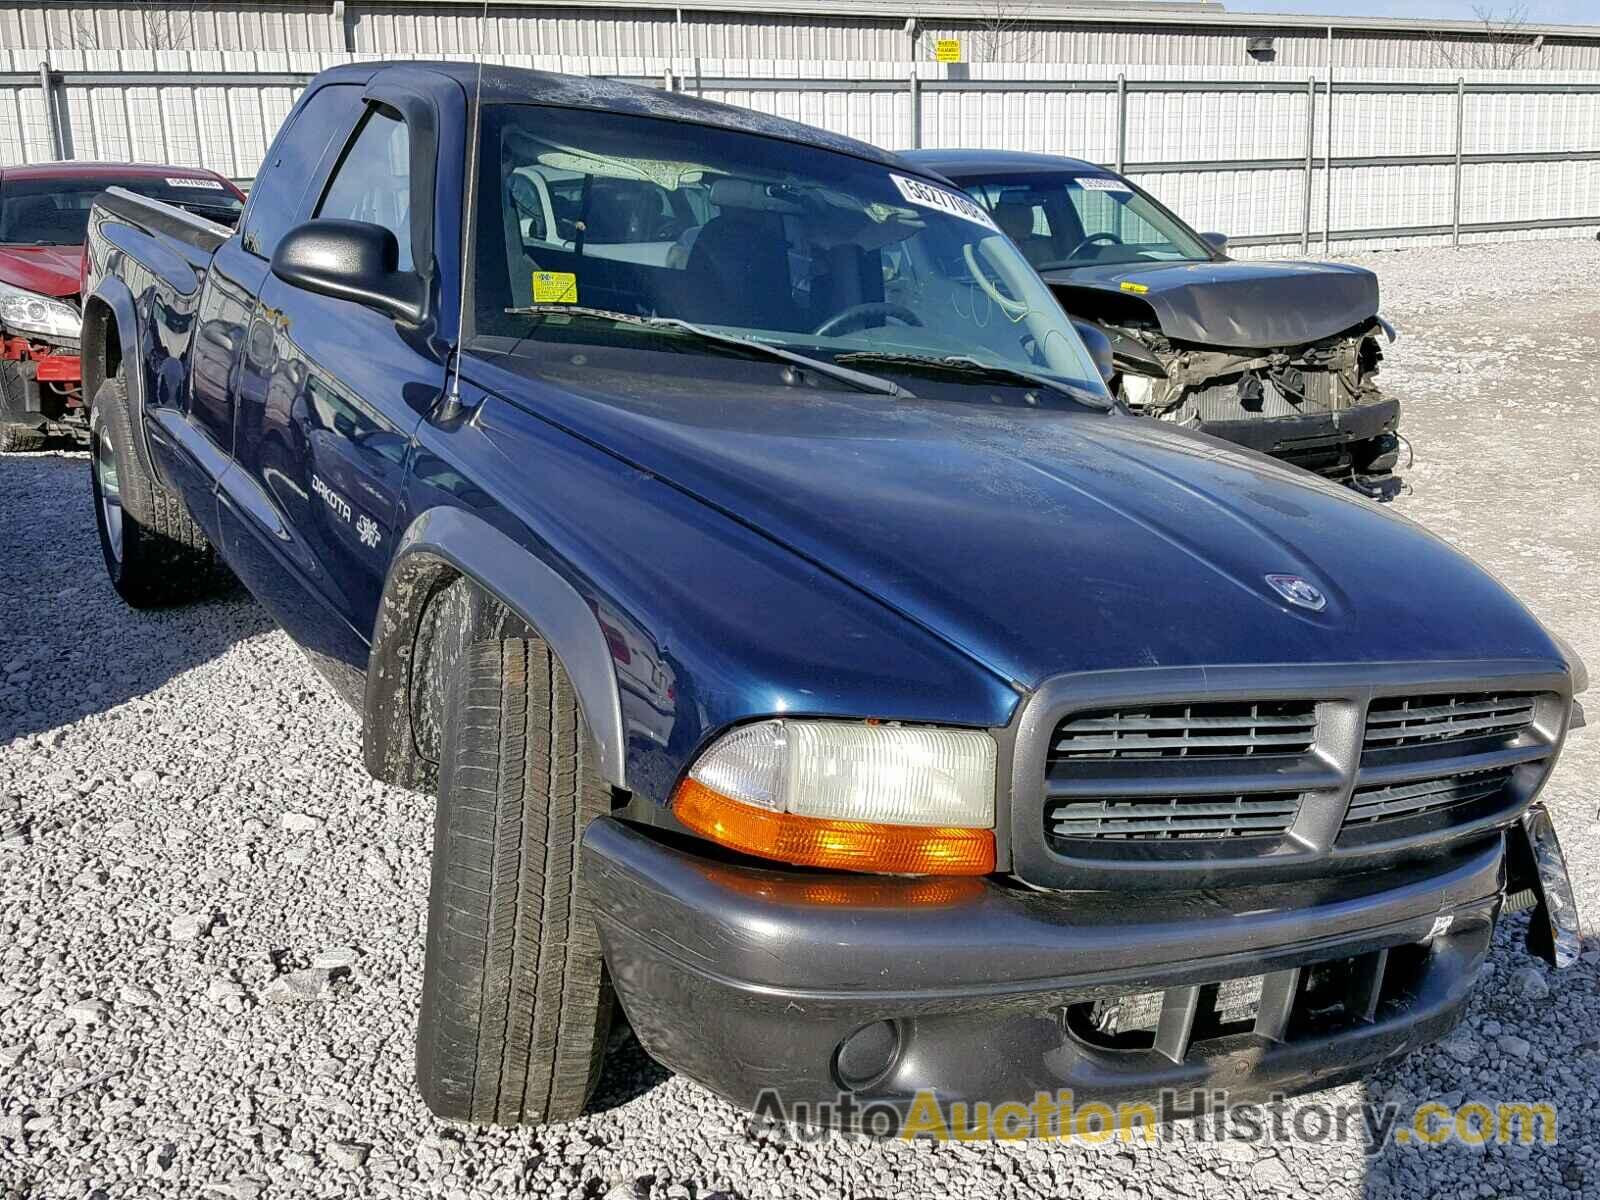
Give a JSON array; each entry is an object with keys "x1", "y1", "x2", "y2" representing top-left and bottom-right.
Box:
[
  {"x1": 0, "y1": 175, "x2": 243, "y2": 245},
  {"x1": 470, "y1": 105, "x2": 1102, "y2": 394},
  {"x1": 955, "y1": 170, "x2": 1213, "y2": 272}
]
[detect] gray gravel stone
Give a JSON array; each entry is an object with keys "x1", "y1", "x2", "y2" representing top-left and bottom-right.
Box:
[
  {"x1": 118, "y1": 984, "x2": 159, "y2": 1008},
  {"x1": 1439, "y1": 1031, "x2": 1480, "y2": 1064},
  {"x1": 62, "y1": 999, "x2": 110, "y2": 1025},
  {"x1": 169, "y1": 913, "x2": 212, "y2": 941},
  {"x1": 327, "y1": 1140, "x2": 371, "y2": 1169},
  {"x1": 1511, "y1": 965, "x2": 1551, "y2": 1000},
  {"x1": 311, "y1": 945, "x2": 359, "y2": 971},
  {"x1": 1497, "y1": 1034, "x2": 1532, "y2": 1060},
  {"x1": 259, "y1": 969, "x2": 330, "y2": 1005}
]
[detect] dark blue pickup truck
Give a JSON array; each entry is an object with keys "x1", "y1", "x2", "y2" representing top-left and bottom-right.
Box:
[{"x1": 81, "y1": 62, "x2": 1586, "y2": 1132}]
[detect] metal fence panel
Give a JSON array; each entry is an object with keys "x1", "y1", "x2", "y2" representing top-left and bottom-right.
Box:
[{"x1": 4, "y1": 53, "x2": 1600, "y2": 255}]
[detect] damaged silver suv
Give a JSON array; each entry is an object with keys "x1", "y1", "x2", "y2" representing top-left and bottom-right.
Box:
[{"x1": 908, "y1": 150, "x2": 1403, "y2": 497}]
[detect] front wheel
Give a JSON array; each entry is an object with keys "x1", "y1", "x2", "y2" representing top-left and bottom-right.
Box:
[
  {"x1": 0, "y1": 423, "x2": 45, "y2": 453},
  {"x1": 415, "y1": 637, "x2": 613, "y2": 1126},
  {"x1": 89, "y1": 374, "x2": 217, "y2": 607}
]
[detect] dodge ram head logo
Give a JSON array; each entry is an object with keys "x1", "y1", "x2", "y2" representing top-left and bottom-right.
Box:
[{"x1": 1265, "y1": 573, "x2": 1327, "y2": 612}]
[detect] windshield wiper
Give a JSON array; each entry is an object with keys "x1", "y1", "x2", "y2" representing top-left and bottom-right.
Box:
[
  {"x1": 504, "y1": 305, "x2": 912, "y2": 398},
  {"x1": 832, "y1": 351, "x2": 1110, "y2": 410}
]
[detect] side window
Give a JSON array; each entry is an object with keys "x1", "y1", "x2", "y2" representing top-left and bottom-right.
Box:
[
  {"x1": 316, "y1": 106, "x2": 414, "y2": 272},
  {"x1": 241, "y1": 83, "x2": 364, "y2": 260},
  {"x1": 508, "y1": 171, "x2": 548, "y2": 242},
  {"x1": 503, "y1": 156, "x2": 694, "y2": 267}
]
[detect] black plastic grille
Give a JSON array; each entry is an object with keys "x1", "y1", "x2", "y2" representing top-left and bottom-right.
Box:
[
  {"x1": 1024, "y1": 671, "x2": 1564, "y2": 887},
  {"x1": 1363, "y1": 692, "x2": 1537, "y2": 751},
  {"x1": 1050, "y1": 701, "x2": 1318, "y2": 763},
  {"x1": 1343, "y1": 767, "x2": 1515, "y2": 827},
  {"x1": 1047, "y1": 792, "x2": 1302, "y2": 841}
]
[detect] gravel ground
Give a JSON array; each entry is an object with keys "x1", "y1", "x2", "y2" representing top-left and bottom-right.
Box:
[{"x1": 2, "y1": 237, "x2": 1599, "y2": 1200}]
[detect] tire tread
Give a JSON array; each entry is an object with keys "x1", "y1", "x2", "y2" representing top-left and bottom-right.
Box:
[{"x1": 417, "y1": 635, "x2": 611, "y2": 1126}]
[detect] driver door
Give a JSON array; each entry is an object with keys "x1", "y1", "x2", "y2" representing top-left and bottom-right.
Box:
[{"x1": 222, "y1": 101, "x2": 441, "y2": 680}]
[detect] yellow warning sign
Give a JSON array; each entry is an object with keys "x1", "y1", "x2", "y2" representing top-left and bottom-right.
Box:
[
  {"x1": 934, "y1": 38, "x2": 962, "y2": 63},
  {"x1": 532, "y1": 270, "x2": 578, "y2": 304}
]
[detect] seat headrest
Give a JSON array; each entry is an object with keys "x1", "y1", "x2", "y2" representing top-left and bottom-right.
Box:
[{"x1": 991, "y1": 200, "x2": 1037, "y2": 244}]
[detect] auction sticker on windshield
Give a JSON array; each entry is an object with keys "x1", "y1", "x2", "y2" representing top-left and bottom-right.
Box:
[
  {"x1": 165, "y1": 177, "x2": 226, "y2": 190},
  {"x1": 1076, "y1": 176, "x2": 1133, "y2": 193},
  {"x1": 890, "y1": 174, "x2": 999, "y2": 232},
  {"x1": 533, "y1": 271, "x2": 578, "y2": 304}
]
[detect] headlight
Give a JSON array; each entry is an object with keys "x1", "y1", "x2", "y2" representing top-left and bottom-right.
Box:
[
  {"x1": 0, "y1": 280, "x2": 81, "y2": 340},
  {"x1": 673, "y1": 719, "x2": 997, "y2": 875}
]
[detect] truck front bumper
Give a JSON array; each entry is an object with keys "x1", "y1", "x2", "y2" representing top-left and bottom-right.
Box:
[{"x1": 584, "y1": 817, "x2": 1506, "y2": 1127}]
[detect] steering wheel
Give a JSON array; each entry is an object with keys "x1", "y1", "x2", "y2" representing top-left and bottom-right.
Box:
[
  {"x1": 1067, "y1": 231, "x2": 1124, "y2": 259},
  {"x1": 813, "y1": 302, "x2": 924, "y2": 338}
]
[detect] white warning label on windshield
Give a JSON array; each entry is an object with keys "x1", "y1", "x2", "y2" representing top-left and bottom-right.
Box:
[
  {"x1": 1075, "y1": 175, "x2": 1133, "y2": 192},
  {"x1": 165, "y1": 176, "x2": 225, "y2": 190},
  {"x1": 889, "y1": 173, "x2": 998, "y2": 231}
]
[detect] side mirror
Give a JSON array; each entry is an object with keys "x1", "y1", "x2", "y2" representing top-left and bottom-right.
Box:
[
  {"x1": 270, "y1": 219, "x2": 424, "y2": 324},
  {"x1": 1200, "y1": 231, "x2": 1229, "y2": 253},
  {"x1": 1071, "y1": 319, "x2": 1116, "y2": 385}
]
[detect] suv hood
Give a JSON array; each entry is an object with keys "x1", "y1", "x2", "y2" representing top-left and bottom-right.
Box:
[
  {"x1": 0, "y1": 244, "x2": 83, "y2": 299},
  {"x1": 492, "y1": 361, "x2": 1558, "y2": 689},
  {"x1": 1043, "y1": 259, "x2": 1378, "y2": 349}
]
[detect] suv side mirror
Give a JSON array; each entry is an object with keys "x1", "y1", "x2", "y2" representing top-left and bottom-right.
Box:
[
  {"x1": 1071, "y1": 319, "x2": 1117, "y2": 385},
  {"x1": 270, "y1": 219, "x2": 425, "y2": 324},
  {"x1": 1200, "y1": 231, "x2": 1229, "y2": 252}
]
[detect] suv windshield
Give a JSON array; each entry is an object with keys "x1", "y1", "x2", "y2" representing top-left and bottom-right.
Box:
[
  {"x1": 0, "y1": 175, "x2": 243, "y2": 245},
  {"x1": 470, "y1": 105, "x2": 1102, "y2": 394},
  {"x1": 957, "y1": 170, "x2": 1213, "y2": 272}
]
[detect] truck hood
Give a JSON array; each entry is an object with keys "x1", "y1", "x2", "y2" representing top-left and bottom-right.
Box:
[
  {"x1": 494, "y1": 361, "x2": 1558, "y2": 689},
  {"x1": 0, "y1": 244, "x2": 83, "y2": 299},
  {"x1": 1043, "y1": 259, "x2": 1378, "y2": 349}
]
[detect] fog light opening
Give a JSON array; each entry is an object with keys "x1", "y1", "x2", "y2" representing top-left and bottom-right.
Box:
[{"x1": 833, "y1": 1019, "x2": 903, "y2": 1092}]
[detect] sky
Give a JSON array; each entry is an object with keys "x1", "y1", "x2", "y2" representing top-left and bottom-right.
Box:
[{"x1": 1229, "y1": 0, "x2": 1600, "y2": 22}]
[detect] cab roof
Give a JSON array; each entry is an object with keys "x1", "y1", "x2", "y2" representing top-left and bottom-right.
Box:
[
  {"x1": 0, "y1": 161, "x2": 239, "y2": 189},
  {"x1": 901, "y1": 149, "x2": 1108, "y2": 179},
  {"x1": 318, "y1": 61, "x2": 906, "y2": 172}
]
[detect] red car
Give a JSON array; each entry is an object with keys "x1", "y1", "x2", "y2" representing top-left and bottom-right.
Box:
[{"x1": 0, "y1": 161, "x2": 245, "y2": 451}]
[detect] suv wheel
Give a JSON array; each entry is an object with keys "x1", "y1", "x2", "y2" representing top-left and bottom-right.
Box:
[
  {"x1": 416, "y1": 637, "x2": 612, "y2": 1126},
  {"x1": 89, "y1": 374, "x2": 217, "y2": 607}
]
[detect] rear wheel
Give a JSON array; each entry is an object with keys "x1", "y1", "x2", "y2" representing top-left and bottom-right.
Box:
[
  {"x1": 416, "y1": 637, "x2": 612, "y2": 1126},
  {"x1": 89, "y1": 373, "x2": 217, "y2": 607}
]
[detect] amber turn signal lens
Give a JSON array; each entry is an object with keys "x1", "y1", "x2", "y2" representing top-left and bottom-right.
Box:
[{"x1": 673, "y1": 778, "x2": 996, "y2": 876}]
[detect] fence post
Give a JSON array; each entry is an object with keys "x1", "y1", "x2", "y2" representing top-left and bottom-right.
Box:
[
  {"x1": 1452, "y1": 77, "x2": 1465, "y2": 249},
  {"x1": 1322, "y1": 75, "x2": 1333, "y2": 255},
  {"x1": 1302, "y1": 77, "x2": 1315, "y2": 255},
  {"x1": 38, "y1": 60, "x2": 63, "y2": 160},
  {"x1": 1115, "y1": 73, "x2": 1127, "y2": 173},
  {"x1": 909, "y1": 68, "x2": 921, "y2": 150}
]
